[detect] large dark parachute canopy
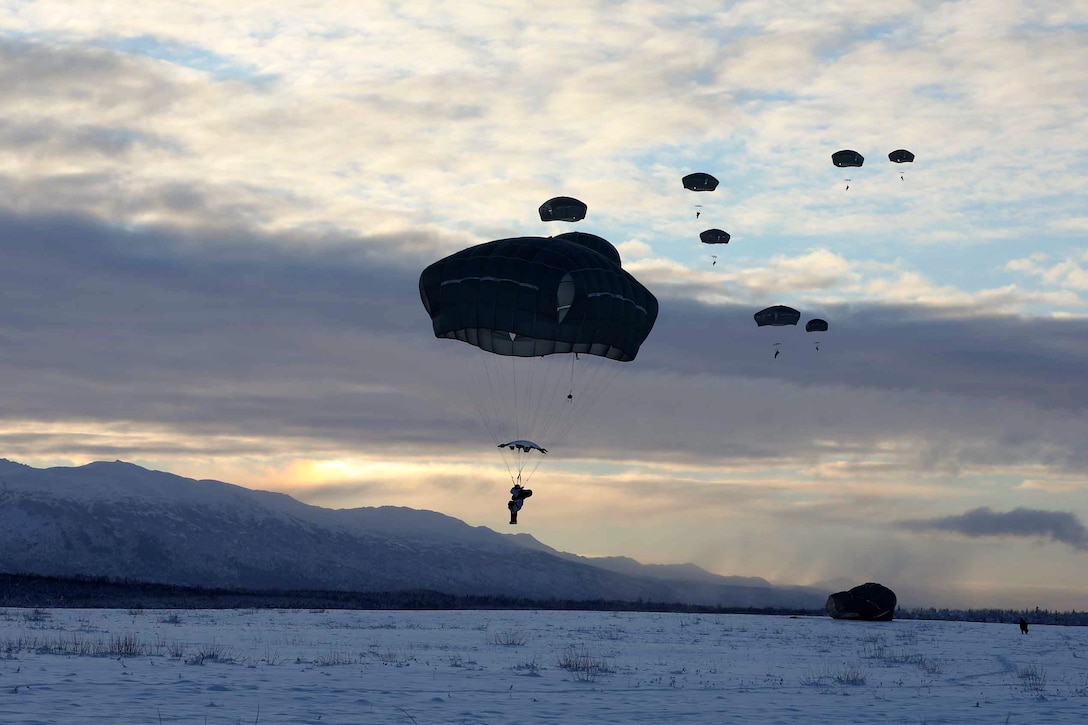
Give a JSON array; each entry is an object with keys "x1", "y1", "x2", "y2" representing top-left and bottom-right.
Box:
[
  {"x1": 699, "y1": 229, "x2": 731, "y2": 245},
  {"x1": 832, "y1": 150, "x2": 865, "y2": 168},
  {"x1": 420, "y1": 235, "x2": 658, "y2": 361},
  {"x1": 538, "y1": 196, "x2": 588, "y2": 222},
  {"x1": 805, "y1": 318, "x2": 829, "y2": 333},
  {"x1": 754, "y1": 305, "x2": 801, "y2": 327},
  {"x1": 421, "y1": 234, "x2": 658, "y2": 487},
  {"x1": 888, "y1": 149, "x2": 915, "y2": 164},
  {"x1": 682, "y1": 172, "x2": 719, "y2": 192},
  {"x1": 826, "y1": 582, "x2": 897, "y2": 621}
]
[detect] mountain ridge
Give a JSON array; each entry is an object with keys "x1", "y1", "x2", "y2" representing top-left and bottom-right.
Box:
[{"x1": 0, "y1": 459, "x2": 828, "y2": 608}]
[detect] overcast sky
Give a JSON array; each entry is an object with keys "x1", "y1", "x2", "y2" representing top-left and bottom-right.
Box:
[{"x1": 2, "y1": 0, "x2": 1087, "y2": 609}]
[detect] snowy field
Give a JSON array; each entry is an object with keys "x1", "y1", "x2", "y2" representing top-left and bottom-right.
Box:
[{"x1": 1, "y1": 608, "x2": 1085, "y2": 724}]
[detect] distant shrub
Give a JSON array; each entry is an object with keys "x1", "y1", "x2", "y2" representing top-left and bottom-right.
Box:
[
  {"x1": 487, "y1": 629, "x2": 527, "y2": 646},
  {"x1": 379, "y1": 648, "x2": 409, "y2": 666},
  {"x1": 198, "y1": 641, "x2": 233, "y2": 662},
  {"x1": 314, "y1": 648, "x2": 355, "y2": 666},
  {"x1": 513, "y1": 656, "x2": 540, "y2": 675},
  {"x1": 556, "y1": 645, "x2": 611, "y2": 682},
  {"x1": 834, "y1": 666, "x2": 866, "y2": 686},
  {"x1": 108, "y1": 633, "x2": 147, "y2": 657},
  {"x1": 801, "y1": 666, "x2": 866, "y2": 688},
  {"x1": 1017, "y1": 665, "x2": 1047, "y2": 694},
  {"x1": 23, "y1": 609, "x2": 51, "y2": 623}
]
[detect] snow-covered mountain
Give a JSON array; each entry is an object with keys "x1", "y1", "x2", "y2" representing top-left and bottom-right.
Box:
[{"x1": 0, "y1": 459, "x2": 827, "y2": 608}]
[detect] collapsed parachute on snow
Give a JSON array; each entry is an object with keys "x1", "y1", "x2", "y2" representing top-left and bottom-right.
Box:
[
  {"x1": 538, "y1": 196, "x2": 587, "y2": 222},
  {"x1": 754, "y1": 305, "x2": 801, "y2": 327},
  {"x1": 826, "y1": 582, "x2": 897, "y2": 621},
  {"x1": 682, "y1": 172, "x2": 719, "y2": 192}
]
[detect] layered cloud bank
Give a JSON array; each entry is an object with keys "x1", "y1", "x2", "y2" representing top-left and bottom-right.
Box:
[{"x1": 1, "y1": 1, "x2": 1086, "y2": 608}]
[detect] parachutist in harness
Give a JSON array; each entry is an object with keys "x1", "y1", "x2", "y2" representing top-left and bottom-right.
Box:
[
  {"x1": 695, "y1": 210, "x2": 700, "y2": 219},
  {"x1": 508, "y1": 483, "x2": 534, "y2": 525},
  {"x1": 774, "y1": 349, "x2": 780, "y2": 359}
]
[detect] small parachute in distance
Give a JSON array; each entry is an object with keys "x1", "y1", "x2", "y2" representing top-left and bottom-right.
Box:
[
  {"x1": 539, "y1": 196, "x2": 587, "y2": 222},
  {"x1": 682, "y1": 172, "x2": 719, "y2": 192},
  {"x1": 888, "y1": 149, "x2": 914, "y2": 180},
  {"x1": 832, "y1": 150, "x2": 864, "y2": 168},
  {"x1": 498, "y1": 440, "x2": 548, "y2": 455},
  {"x1": 806, "y1": 318, "x2": 828, "y2": 351},
  {"x1": 754, "y1": 305, "x2": 801, "y2": 327},
  {"x1": 699, "y1": 229, "x2": 731, "y2": 245}
]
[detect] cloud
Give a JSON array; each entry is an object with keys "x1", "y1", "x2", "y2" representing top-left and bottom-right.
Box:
[
  {"x1": 898, "y1": 507, "x2": 1088, "y2": 551},
  {"x1": 6, "y1": 209, "x2": 1088, "y2": 473}
]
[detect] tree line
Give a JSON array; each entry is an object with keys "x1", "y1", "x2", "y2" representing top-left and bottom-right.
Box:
[{"x1": 1, "y1": 572, "x2": 1085, "y2": 625}]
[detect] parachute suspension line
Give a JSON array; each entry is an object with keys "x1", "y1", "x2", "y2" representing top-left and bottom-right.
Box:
[
  {"x1": 525, "y1": 353, "x2": 574, "y2": 453},
  {"x1": 510, "y1": 353, "x2": 519, "y2": 445},
  {"x1": 515, "y1": 354, "x2": 571, "y2": 486},
  {"x1": 551, "y1": 357, "x2": 622, "y2": 445},
  {"x1": 537, "y1": 354, "x2": 568, "y2": 435},
  {"x1": 569, "y1": 353, "x2": 577, "y2": 401},
  {"x1": 464, "y1": 350, "x2": 516, "y2": 484}
]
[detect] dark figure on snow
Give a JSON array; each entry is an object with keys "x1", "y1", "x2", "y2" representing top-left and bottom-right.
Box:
[
  {"x1": 508, "y1": 483, "x2": 534, "y2": 525},
  {"x1": 1019, "y1": 617, "x2": 1029, "y2": 634}
]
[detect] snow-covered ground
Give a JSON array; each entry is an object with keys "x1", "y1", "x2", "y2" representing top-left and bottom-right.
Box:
[{"x1": 1, "y1": 608, "x2": 1084, "y2": 724}]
